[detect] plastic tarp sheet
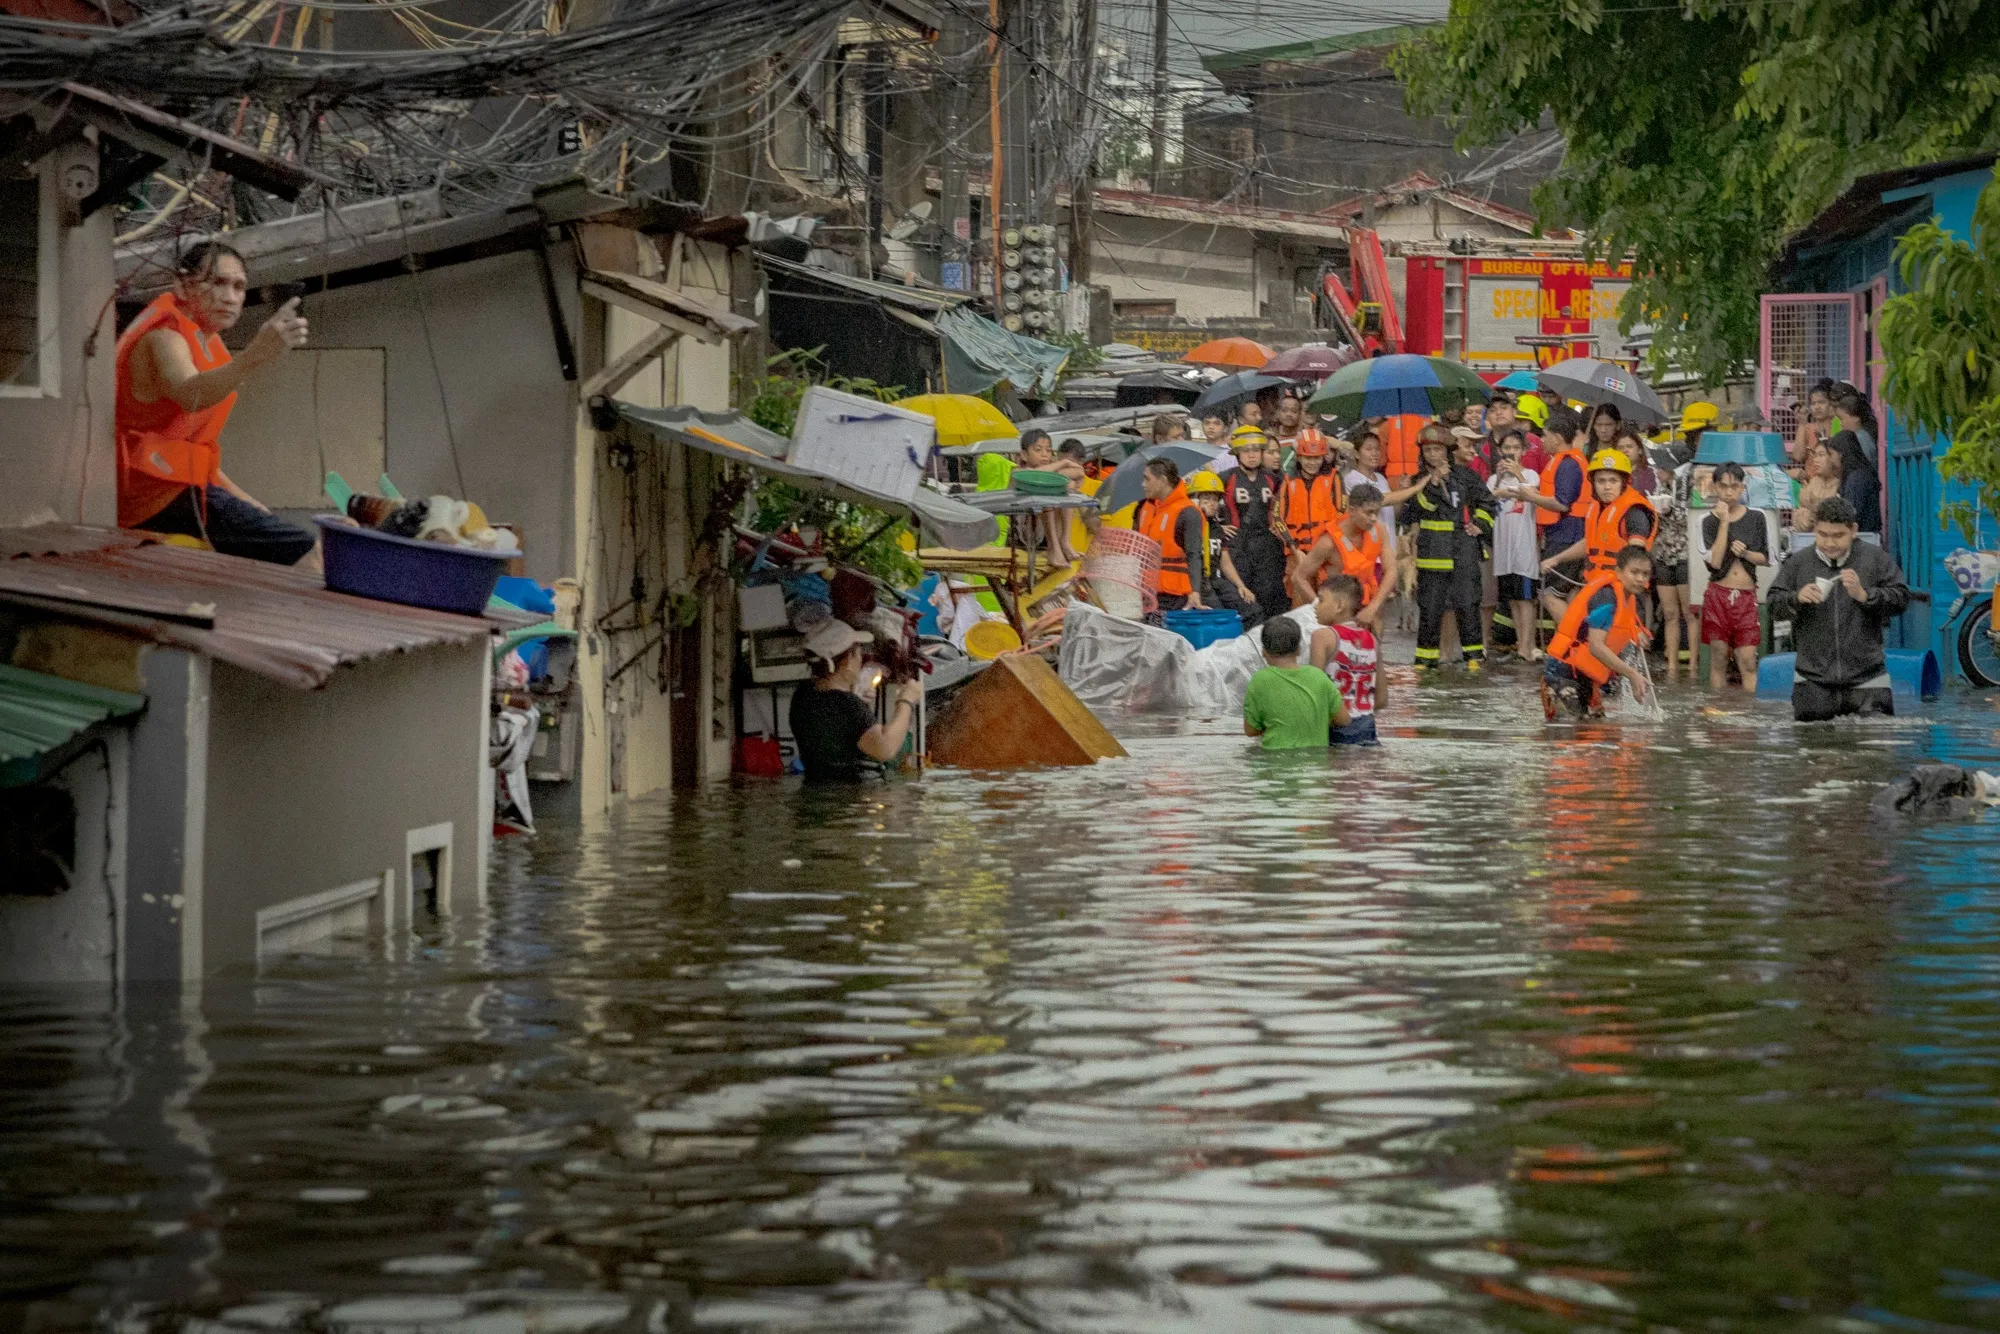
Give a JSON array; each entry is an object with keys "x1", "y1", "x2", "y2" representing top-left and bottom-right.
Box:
[
  {"x1": 1057, "y1": 602, "x2": 1319, "y2": 717},
  {"x1": 938, "y1": 306, "x2": 1071, "y2": 398}
]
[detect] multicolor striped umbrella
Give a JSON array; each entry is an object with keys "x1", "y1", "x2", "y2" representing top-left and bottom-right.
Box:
[{"x1": 1306, "y1": 354, "x2": 1493, "y2": 424}]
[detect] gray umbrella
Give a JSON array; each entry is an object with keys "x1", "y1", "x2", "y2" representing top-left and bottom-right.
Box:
[
  {"x1": 1094, "y1": 442, "x2": 1231, "y2": 516},
  {"x1": 1536, "y1": 358, "x2": 1668, "y2": 426}
]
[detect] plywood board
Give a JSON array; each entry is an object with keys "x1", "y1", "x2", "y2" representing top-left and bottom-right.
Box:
[
  {"x1": 927, "y1": 653, "x2": 1126, "y2": 768},
  {"x1": 222, "y1": 347, "x2": 386, "y2": 510}
]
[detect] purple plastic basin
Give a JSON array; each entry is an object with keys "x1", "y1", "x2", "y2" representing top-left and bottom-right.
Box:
[{"x1": 315, "y1": 516, "x2": 509, "y2": 617}]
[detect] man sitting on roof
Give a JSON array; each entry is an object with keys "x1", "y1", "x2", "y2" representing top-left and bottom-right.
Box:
[{"x1": 115, "y1": 240, "x2": 316, "y2": 565}]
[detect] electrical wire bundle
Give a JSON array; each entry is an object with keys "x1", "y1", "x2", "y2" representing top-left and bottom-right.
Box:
[{"x1": 0, "y1": 0, "x2": 874, "y2": 232}]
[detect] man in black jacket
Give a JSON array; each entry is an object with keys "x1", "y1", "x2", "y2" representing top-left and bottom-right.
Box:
[{"x1": 1766, "y1": 495, "x2": 1910, "y2": 721}]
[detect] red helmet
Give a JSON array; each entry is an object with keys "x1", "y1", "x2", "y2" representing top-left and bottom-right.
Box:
[{"x1": 1293, "y1": 430, "x2": 1329, "y2": 459}]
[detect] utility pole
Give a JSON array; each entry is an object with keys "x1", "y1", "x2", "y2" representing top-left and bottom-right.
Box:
[
  {"x1": 937, "y1": 8, "x2": 975, "y2": 291},
  {"x1": 1147, "y1": 0, "x2": 1169, "y2": 190},
  {"x1": 863, "y1": 44, "x2": 888, "y2": 275},
  {"x1": 1066, "y1": 0, "x2": 1097, "y2": 299}
]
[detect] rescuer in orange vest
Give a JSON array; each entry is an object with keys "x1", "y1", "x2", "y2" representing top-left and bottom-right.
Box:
[
  {"x1": 1277, "y1": 431, "x2": 1344, "y2": 576},
  {"x1": 1134, "y1": 456, "x2": 1211, "y2": 614},
  {"x1": 1540, "y1": 447, "x2": 1657, "y2": 583},
  {"x1": 1542, "y1": 545, "x2": 1656, "y2": 721},
  {"x1": 116, "y1": 241, "x2": 316, "y2": 564},
  {"x1": 1516, "y1": 405, "x2": 1591, "y2": 612},
  {"x1": 1290, "y1": 483, "x2": 1392, "y2": 621}
]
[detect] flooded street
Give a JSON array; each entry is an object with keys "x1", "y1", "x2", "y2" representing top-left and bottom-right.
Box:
[{"x1": 6, "y1": 675, "x2": 2000, "y2": 1333}]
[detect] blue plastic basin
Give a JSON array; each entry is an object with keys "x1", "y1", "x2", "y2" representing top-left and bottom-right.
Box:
[
  {"x1": 316, "y1": 516, "x2": 510, "y2": 617},
  {"x1": 1162, "y1": 608, "x2": 1243, "y2": 649},
  {"x1": 1755, "y1": 649, "x2": 1941, "y2": 702},
  {"x1": 1695, "y1": 431, "x2": 1789, "y2": 468}
]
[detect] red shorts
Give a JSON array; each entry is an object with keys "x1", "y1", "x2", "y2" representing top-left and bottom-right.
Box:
[{"x1": 1701, "y1": 583, "x2": 1760, "y2": 649}]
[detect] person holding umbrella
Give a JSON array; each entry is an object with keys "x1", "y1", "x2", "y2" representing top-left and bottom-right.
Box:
[{"x1": 1401, "y1": 425, "x2": 1494, "y2": 672}]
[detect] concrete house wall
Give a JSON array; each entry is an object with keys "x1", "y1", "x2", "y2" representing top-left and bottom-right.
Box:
[
  {"x1": 233, "y1": 249, "x2": 583, "y2": 586},
  {"x1": 0, "y1": 730, "x2": 127, "y2": 986},
  {"x1": 0, "y1": 162, "x2": 117, "y2": 529},
  {"x1": 200, "y1": 642, "x2": 489, "y2": 972}
]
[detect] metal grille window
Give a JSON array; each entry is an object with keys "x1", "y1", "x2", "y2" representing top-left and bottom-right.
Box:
[{"x1": 1759, "y1": 294, "x2": 1856, "y2": 440}]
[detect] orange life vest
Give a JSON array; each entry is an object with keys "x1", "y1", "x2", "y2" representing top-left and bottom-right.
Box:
[
  {"x1": 1583, "y1": 486, "x2": 1658, "y2": 573},
  {"x1": 1547, "y1": 571, "x2": 1645, "y2": 684},
  {"x1": 1281, "y1": 468, "x2": 1343, "y2": 550},
  {"x1": 1535, "y1": 448, "x2": 1591, "y2": 528},
  {"x1": 1138, "y1": 484, "x2": 1206, "y2": 598},
  {"x1": 115, "y1": 291, "x2": 233, "y2": 527},
  {"x1": 1321, "y1": 523, "x2": 1383, "y2": 601}
]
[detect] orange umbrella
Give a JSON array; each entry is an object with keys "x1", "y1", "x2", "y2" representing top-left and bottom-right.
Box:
[{"x1": 1183, "y1": 336, "x2": 1275, "y2": 369}]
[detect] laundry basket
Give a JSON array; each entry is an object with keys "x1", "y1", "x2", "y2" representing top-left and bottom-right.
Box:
[{"x1": 1079, "y1": 527, "x2": 1161, "y2": 620}]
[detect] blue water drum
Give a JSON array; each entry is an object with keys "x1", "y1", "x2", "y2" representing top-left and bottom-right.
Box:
[
  {"x1": 1162, "y1": 608, "x2": 1244, "y2": 649},
  {"x1": 1755, "y1": 650, "x2": 1942, "y2": 703}
]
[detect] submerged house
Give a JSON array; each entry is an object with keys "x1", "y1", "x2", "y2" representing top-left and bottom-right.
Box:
[
  {"x1": 1766, "y1": 154, "x2": 1997, "y2": 676},
  {"x1": 0, "y1": 526, "x2": 501, "y2": 982}
]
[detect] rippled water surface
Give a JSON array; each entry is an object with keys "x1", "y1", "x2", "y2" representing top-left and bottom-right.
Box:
[{"x1": 6, "y1": 674, "x2": 2000, "y2": 1333}]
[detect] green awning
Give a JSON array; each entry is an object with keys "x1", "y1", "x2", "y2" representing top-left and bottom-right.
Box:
[
  {"x1": 937, "y1": 306, "x2": 1071, "y2": 397},
  {"x1": 0, "y1": 663, "x2": 146, "y2": 787}
]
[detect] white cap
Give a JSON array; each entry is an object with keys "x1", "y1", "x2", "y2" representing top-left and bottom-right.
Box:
[{"x1": 802, "y1": 618, "x2": 873, "y2": 663}]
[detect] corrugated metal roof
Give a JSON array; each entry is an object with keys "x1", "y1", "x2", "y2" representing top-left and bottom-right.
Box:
[
  {"x1": 0, "y1": 526, "x2": 505, "y2": 691},
  {"x1": 0, "y1": 662, "x2": 146, "y2": 787}
]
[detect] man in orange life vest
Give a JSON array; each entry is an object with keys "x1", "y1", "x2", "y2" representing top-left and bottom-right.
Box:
[
  {"x1": 116, "y1": 241, "x2": 316, "y2": 564},
  {"x1": 1133, "y1": 456, "x2": 1211, "y2": 614},
  {"x1": 1542, "y1": 544, "x2": 1655, "y2": 721}
]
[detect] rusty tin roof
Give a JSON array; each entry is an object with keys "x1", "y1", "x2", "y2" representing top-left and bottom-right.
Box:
[{"x1": 0, "y1": 526, "x2": 509, "y2": 690}]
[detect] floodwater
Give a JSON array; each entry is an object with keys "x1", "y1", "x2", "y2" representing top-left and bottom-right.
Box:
[{"x1": 6, "y1": 672, "x2": 2000, "y2": 1334}]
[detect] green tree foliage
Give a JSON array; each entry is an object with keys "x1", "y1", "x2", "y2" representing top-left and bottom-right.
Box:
[
  {"x1": 739, "y1": 347, "x2": 921, "y2": 587},
  {"x1": 1396, "y1": 1, "x2": 2000, "y2": 384},
  {"x1": 1878, "y1": 171, "x2": 2000, "y2": 541}
]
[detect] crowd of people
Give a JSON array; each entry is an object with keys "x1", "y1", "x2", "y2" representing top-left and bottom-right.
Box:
[{"x1": 1091, "y1": 379, "x2": 1913, "y2": 745}]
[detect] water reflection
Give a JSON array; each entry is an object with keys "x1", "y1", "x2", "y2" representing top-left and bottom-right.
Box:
[{"x1": 0, "y1": 679, "x2": 1997, "y2": 1331}]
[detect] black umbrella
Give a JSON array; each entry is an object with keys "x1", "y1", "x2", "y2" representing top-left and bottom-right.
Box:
[
  {"x1": 1112, "y1": 368, "x2": 1207, "y2": 408},
  {"x1": 1189, "y1": 371, "x2": 1293, "y2": 419},
  {"x1": 1536, "y1": 358, "x2": 1668, "y2": 426},
  {"x1": 1094, "y1": 442, "x2": 1231, "y2": 516}
]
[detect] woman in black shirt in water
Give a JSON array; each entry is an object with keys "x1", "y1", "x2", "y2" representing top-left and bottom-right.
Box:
[{"x1": 787, "y1": 619, "x2": 922, "y2": 780}]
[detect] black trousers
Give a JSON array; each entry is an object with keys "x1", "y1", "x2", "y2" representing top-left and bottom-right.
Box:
[
  {"x1": 137, "y1": 485, "x2": 317, "y2": 566},
  {"x1": 1793, "y1": 680, "x2": 1894, "y2": 722},
  {"x1": 1415, "y1": 569, "x2": 1483, "y2": 667},
  {"x1": 1219, "y1": 536, "x2": 1289, "y2": 628}
]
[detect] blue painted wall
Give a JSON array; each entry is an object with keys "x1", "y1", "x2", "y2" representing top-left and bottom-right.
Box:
[{"x1": 1780, "y1": 166, "x2": 1997, "y2": 680}]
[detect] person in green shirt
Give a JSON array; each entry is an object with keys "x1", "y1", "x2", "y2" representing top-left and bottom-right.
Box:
[{"x1": 1243, "y1": 615, "x2": 1349, "y2": 749}]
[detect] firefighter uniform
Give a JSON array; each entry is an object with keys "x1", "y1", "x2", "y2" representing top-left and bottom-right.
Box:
[
  {"x1": 1219, "y1": 456, "x2": 1289, "y2": 626},
  {"x1": 1399, "y1": 464, "x2": 1494, "y2": 669}
]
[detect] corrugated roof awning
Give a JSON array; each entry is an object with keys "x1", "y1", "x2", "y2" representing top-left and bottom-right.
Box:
[
  {"x1": 0, "y1": 526, "x2": 508, "y2": 691},
  {"x1": 0, "y1": 663, "x2": 146, "y2": 787},
  {"x1": 758, "y1": 256, "x2": 1069, "y2": 396},
  {"x1": 616, "y1": 404, "x2": 1000, "y2": 549}
]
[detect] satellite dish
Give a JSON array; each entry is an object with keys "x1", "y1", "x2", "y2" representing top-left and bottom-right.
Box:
[{"x1": 886, "y1": 200, "x2": 935, "y2": 241}]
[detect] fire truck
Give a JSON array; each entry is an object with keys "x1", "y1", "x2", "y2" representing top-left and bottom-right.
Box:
[{"x1": 1323, "y1": 234, "x2": 1638, "y2": 375}]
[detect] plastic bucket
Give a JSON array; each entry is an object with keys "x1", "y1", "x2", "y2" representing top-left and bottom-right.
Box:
[
  {"x1": 1162, "y1": 608, "x2": 1243, "y2": 649},
  {"x1": 1755, "y1": 649, "x2": 1941, "y2": 703},
  {"x1": 316, "y1": 517, "x2": 510, "y2": 617}
]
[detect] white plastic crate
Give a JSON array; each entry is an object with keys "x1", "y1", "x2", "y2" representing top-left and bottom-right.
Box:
[{"x1": 788, "y1": 386, "x2": 935, "y2": 504}]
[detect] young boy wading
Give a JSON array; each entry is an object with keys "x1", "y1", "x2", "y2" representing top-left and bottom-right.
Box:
[{"x1": 1699, "y1": 461, "x2": 1770, "y2": 690}]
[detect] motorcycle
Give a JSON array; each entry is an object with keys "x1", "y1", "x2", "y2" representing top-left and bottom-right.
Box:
[{"x1": 1943, "y1": 546, "x2": 2000, "y2": 687}]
